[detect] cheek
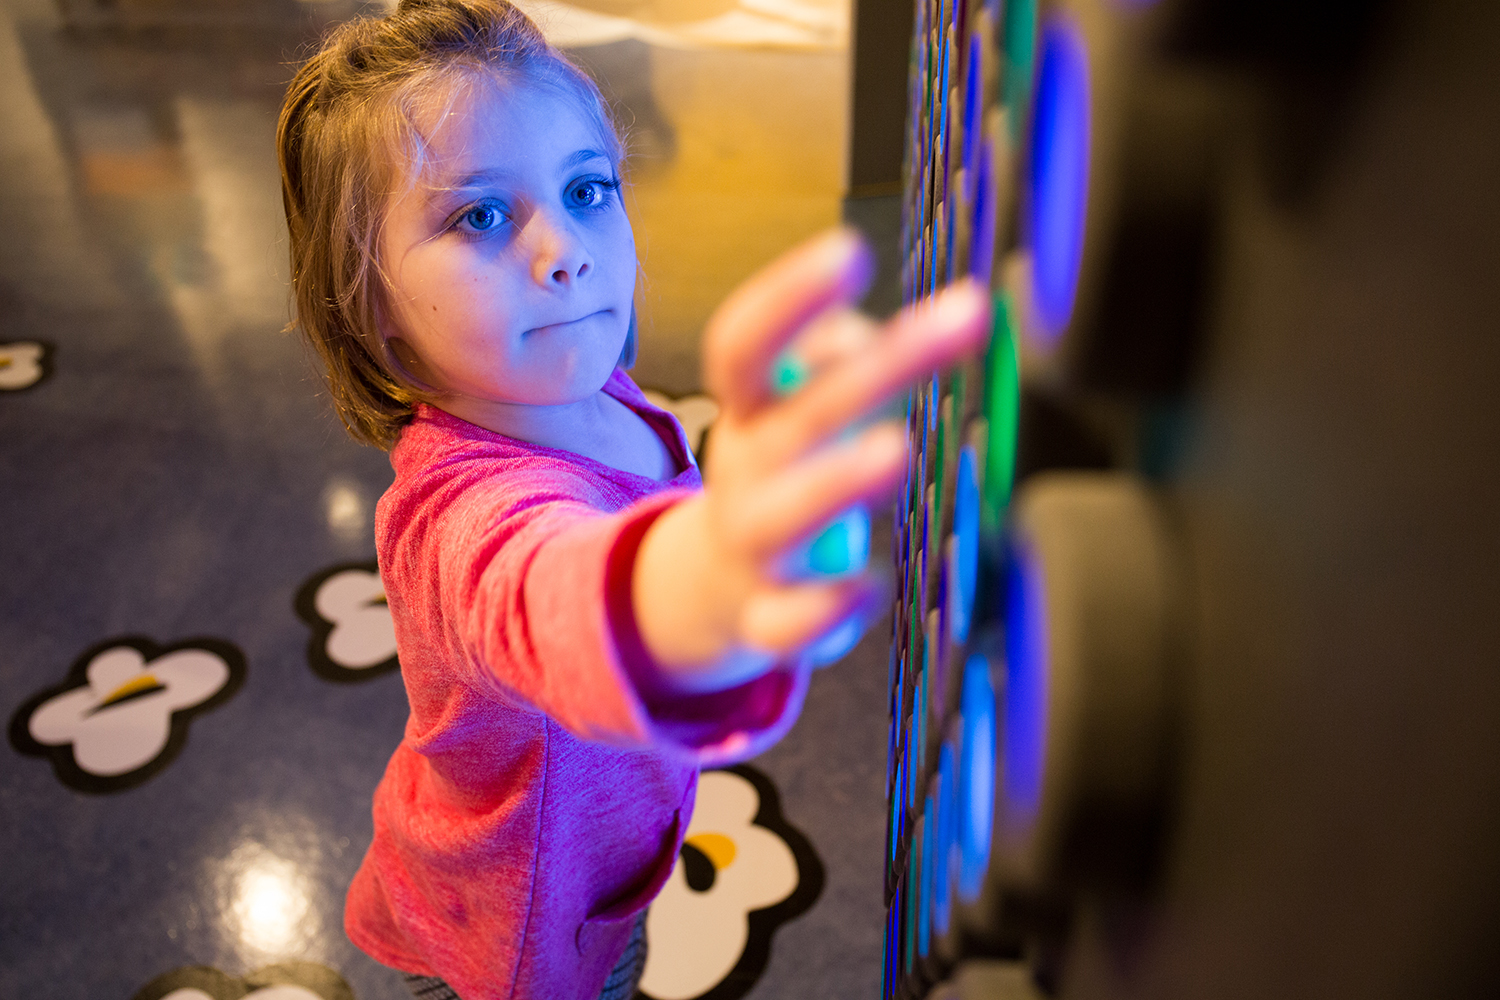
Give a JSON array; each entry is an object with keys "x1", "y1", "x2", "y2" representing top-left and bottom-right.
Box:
[
  {"x1": 603, "y1": 218, "x2": 638, "y2": 297},
  {"x1": 419, "y1": 268, "x2": 516, "y2": 346}
]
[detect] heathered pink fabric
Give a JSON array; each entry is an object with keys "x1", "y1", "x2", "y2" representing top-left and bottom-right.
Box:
[{"x1": 345, "y1": 370, "x2": 808, "y2": 1000}]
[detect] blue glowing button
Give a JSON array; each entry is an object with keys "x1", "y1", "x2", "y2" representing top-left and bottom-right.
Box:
[
  {"x1": 891, "y1": 755, "x2": 904, "y2": 867},
  {"x1": 918, "y1": 790, "x2": 935, "y2": 958},
  {"x1": 1004, "y1": 542, "x2": 1048, "y2": 820},
  {"x1": 1028, "y1": 16, "x2": 1091, "y2": 344},
  {"x1": 905, "y1": 826, "x2": 920, "y2": 976},
  {"x1": 890, "y1": 881, "x2": 902, "y2": 985},
  {"x1": 938, "y1": 22, "x2": 951, "y2": 167},
  {"x1": 914, "y1": 665, "x2": 928, "y2": 778},
  {"x1": 887, "y1": 775, "x2": 900, "y2": 872},
  {"x1": 970, "y1": 114, "x2": 997, "y2": 286},
  {"x1": 908, "y1": 710, "x2": 920, "y2": 813},
  {"x1": 933, "y1": 399, "x2": 948, "y2": 521},
  {"x1": 947, "y1": 445, "x2": 980, "y2": 645},
  {"x1": 957, "y1": 652, "x2": 997, "y2": 902},
  {"x1": 962, "y1": 27, "x2": 983, "y2": 182},
  {"x1": 932, "y1": 741, "x2": 958, "y2": 937},
  {"x1": 884, "y1": 905, "x2": 897, "y2": 1000}
]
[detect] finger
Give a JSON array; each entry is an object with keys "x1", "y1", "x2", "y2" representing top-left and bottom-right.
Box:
[
  {"x1": 718, "y1": 422, "x2": 908, "y2": 560},
  {"x1": 739, "y1": 573, "x2": 885, "y2": 655},
  {"x1": 779, "y1": 309, "x2": 881, "y2": 386},
  {"x1": 803, "y1": 609, "x2": 869, "y2": 668},
  {"x1": 704, "y1": 228, "x2": 875, "y2": 416},
  {"x1": 749, "y1": 280, "x2": 989, "y2": 469}
]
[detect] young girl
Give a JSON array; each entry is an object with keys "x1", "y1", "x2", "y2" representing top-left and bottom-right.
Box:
[{"x1": 276, "y1": 2, "x2": 987, "y2": 998}]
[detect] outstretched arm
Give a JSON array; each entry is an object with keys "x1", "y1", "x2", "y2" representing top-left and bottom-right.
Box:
[{"x1": 632, "y1": 228, "x2": 991, "y2": 693}]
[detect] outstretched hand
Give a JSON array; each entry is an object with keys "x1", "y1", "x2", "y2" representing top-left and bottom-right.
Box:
[{"x1": 632, "y1": 228, "x2": 990, "y2": 693}]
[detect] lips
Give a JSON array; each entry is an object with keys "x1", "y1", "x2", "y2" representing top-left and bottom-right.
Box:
[{"x1": 528, "y1": 309, "x2": 609, "y2": 335}]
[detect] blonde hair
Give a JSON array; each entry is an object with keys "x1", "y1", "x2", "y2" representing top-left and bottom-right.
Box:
[{"x1": 278, "y1": 0, "x2": 629, "y2": 449}]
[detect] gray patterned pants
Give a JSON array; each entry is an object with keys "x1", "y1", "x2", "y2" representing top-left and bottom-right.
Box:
[{"x1": 403, "y1": 913, "x2": 649, "y2": 1000}]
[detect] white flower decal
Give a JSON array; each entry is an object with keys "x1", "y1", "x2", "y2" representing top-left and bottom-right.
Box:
[
  {"x1": 0, "y1": 339, "x2": 52, "y2": 391},
  {"x1": 294, "y1": 561, "x2": 398, "y2": 682},
  {"x1": 131, "y1": 961, "x2": 354, "y2": 1000},
  {"x1": 640, "y1": 765, "x2": 823, "y2": 1000},
  {"x1": 643, "y1": 389, "x2": 720, "y2": 462},
  {"x1": 9, "y1": 637, "x2": 245, "y2": 793}
]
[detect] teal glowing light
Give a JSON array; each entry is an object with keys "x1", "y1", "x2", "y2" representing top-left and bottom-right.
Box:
[
  {"x1": 807, "y1": 506, "x2": 871, "y2": 576},
  {"x1": 770, "y1": 350, "x2": 870, "y2": 582},
  {"x1": 769, "y1": 348, "x2": 810, "y2": 394},
  {"x1": 1002, "y1": 0, "x2": 1037, "y2": 140}
]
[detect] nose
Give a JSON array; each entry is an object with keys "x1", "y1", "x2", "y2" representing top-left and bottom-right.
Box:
[{"x1": 527, "y1": 209, "x2": 592, "y2": 288}]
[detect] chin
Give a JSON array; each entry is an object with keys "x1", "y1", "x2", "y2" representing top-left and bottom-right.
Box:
[{"x1": 523, "y1": 346, "x2": 625, "y2": 405}]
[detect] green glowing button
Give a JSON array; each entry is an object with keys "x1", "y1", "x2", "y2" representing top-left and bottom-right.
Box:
[
  {"x1": 982, "y1": 292, "x2": 1020, "y2": 532},
  {"x1": 1003, "y1": 0, "x2": 1038, "y2": 141}
]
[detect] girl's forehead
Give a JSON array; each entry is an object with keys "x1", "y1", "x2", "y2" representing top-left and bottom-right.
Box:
[{"x1": 410, "y1": 77, "x2": 612, "y2": 186}]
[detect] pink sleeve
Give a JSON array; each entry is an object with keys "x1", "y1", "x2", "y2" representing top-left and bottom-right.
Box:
[{"x1": 423, "y1": 474, "x2": 806, "y2": 764}]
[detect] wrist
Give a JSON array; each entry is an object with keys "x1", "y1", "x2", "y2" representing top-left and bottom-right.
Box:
[{"x1": 632, "y1": 495, "x2": 751, "y2": 685}]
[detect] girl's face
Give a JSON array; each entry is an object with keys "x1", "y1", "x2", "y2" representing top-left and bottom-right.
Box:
[{"x1": 380, "y1": 80, "x2": 635, "y2": 409}]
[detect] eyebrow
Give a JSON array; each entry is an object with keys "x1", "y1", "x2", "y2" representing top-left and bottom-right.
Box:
[{"x1": 442, "y1": 149, "x2": 614, "y2": 193}]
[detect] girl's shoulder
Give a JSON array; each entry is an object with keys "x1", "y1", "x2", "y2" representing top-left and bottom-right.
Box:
[
  {"x1": 391, "y1": 403, "x2": 597, "y2": 491},
  {"x1": 391, "y1": 403, "x2": 529, "y2": 475},
  {"x1": 386, "y1": 389, "x2": 696, "y2": 515},
  {"x1": 393, "y1": 373, "x2": 672, "y2": 470}
]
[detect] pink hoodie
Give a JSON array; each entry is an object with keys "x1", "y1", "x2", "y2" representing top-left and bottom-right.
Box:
[{"x1": 344, "y1": 370, "x2": 807, "y2": 1000}]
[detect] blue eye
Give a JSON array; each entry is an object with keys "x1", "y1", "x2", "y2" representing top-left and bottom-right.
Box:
[
  {"x1": 569, "y1": 177, "x2": 619, "y2": 210},
  {"x1": 462, "y1": 205, "x2": 501, "y2": 232}
]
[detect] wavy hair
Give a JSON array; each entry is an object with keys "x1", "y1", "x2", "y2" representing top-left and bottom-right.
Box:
[{"x1": 277, "y1": 0, "x2": 628, "y2": 448}]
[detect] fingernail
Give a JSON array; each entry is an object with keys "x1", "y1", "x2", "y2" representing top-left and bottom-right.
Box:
[
  {"x1": 929, "y1": 280, "x2": 988, "y2": 327},
  {"x1": 812, "y1": 227, "x2": 863, "y2": 276}
]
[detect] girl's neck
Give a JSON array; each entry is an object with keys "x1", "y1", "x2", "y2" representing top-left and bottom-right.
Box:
[
  {"x1": 435, "y1": 379, "x2": 679, "y2": 481},
  {"x1": 443, "y1": 387, "x2": 610, "y2": 450}
]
